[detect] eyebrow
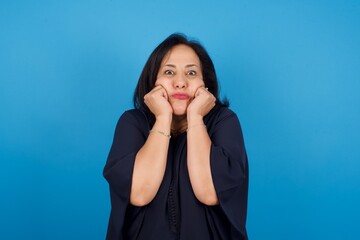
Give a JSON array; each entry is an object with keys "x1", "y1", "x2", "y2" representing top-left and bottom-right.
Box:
[{"x1": 163, "y1": 64, "x2": 199, "y2": 68}]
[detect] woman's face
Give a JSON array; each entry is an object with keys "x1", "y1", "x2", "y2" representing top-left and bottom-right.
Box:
[{"x1": 155, "y1": 44, "x2": 205, "y2": 116}]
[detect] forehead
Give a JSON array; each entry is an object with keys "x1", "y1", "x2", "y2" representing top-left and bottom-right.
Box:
[{"x1": 161, "y1": 44, "x2": 201, "y2": 66}]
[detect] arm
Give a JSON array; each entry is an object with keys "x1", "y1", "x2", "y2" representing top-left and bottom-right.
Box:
[
  {"x1": 187, "y1": 88, "x2": 249, "y2": 237},
  {"x1": 186, "y1": 87, "x2": 218, "y2": 205},
  {"x1": 187, "y1": 115, "x2": 218, "y2": 205},
  {"x1": 130, "y1": 85, "x2": 173, "y2": 206},
  {"x1": 130, "y1": 115, "x2": 171, "y2": 206}
]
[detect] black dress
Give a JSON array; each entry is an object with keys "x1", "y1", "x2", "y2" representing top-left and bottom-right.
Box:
[{"x1": 103, "y1": 106, "x2": 249, "y2": 240}]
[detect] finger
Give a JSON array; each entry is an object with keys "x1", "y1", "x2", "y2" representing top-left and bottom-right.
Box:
[
  {"x1": 195, "y1": 86, "x2": 206, "y2": 97},
  {"x1": 151, "y1": 84, "x2": 164, "y2": 92},
  {"x1": 145, "y1": 86, "x2": 161, "y2": 101},
  {"x1": 154, "y1": 84, "x2": 168, "y2": 99},
  {"x1": 194, "y1": 88, "x2": 201, "y2": 97},
  {"x1": 154, "y1": 84, "x2": 168, "y2": 95},
  {"x1": 159, "y1": 87, "x2": 169, "y2": 100},
  {"x1": 151, "y1": 84, "x2": 169, "y2": 101}
]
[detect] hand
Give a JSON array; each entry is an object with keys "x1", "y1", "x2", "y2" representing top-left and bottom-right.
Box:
[
  {"x1": 144, "y1": 85, "x2": 173, "y2": 119},
  {"x1": 187, "y1": 87, "x2": 216, "y2": 118}
]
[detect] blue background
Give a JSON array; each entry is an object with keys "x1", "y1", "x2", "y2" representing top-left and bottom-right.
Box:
[{"x1": 1, "y1": 0, "x2": 359, "y2": 239}]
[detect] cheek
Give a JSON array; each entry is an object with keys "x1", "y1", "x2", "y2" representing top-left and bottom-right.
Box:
[
  {"x1": 155, "y1": 77, "x2": 171, "y2": 89},
  {"x1": 155, "y1": 77, "x2": 169, "y2": 86},
  {"x1": 154, "y1": 76, "x2": 163, "y2": 86},
  {"x1": 188, "y1": 79, "x2": 205, "y2": 94}
]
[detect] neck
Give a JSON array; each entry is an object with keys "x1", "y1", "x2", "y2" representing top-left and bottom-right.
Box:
[{"x1": 171, "y1": 115, "x2": 188, "y2": 135}]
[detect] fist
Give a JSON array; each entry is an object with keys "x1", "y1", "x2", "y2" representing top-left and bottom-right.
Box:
[
  {"x1": 144, "y1": 85, "x2": 173, "y2": 118},
  {"x1": 187, "y1": 87, "x2": 216, "y2": 117}
]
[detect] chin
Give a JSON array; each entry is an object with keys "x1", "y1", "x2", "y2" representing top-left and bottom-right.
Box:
[
  {"x1": 171, "y1": 106, "x2": 188, "y2": 116},
  {"x1": 170, "y1": 100, "x2": 190, "y2": 116},
  {"x1": 172, "y1": 109, "x2": 187, "y2": 116}
]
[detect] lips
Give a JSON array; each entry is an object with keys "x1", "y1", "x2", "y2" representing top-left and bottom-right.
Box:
[{"x1": 172, "y1": 93, "x2": 190, "y2": 100}]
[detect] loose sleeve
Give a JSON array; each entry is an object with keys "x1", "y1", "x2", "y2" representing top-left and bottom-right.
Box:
[
  {"x1": 103, "y1": 110, "x2": 147, "y2": 240},
  {"x1": 209, "y1": 110, "x2": 249, "y2": 239}
]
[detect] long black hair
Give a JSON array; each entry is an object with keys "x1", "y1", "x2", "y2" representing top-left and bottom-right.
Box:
[{"x1": 133, "y1": 33, "x2": 229, "y2": 125}]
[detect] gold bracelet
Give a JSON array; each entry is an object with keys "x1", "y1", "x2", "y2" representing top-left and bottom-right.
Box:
[
  {"x1": 149, "y1": 129, "x2": 171, "y2": 138},
  {"x1": 186, "y1": 124, "x2": 207, "y2": 132}
]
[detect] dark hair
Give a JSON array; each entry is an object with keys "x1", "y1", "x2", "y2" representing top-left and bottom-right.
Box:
[{"x1": 133, "y1": 33, "x2": 229, "y2": 125}]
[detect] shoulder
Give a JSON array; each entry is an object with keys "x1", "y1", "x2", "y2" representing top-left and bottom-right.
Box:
[
  {"x1": 204, "y1": 107, "x2": 242, "y2": 135},
  {"x1": 121, "y1": 109, "x2": 147, "y2": 120},
  {"x1": 206, "y1": 106, "x2": 238, "y2": 124},
  {"x1": 116, "y1": 109, "x2": 149, "y2": 129},
  {"x1": 216, "y1": 107, "x2": 237, "y2": 119}
]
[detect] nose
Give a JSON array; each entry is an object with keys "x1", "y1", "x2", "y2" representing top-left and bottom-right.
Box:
[{"x1": 174, "y1": 74, "x2": 187, "y2": 89}]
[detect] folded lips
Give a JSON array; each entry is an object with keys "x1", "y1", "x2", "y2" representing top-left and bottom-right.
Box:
[{"x1": 172, "y1": 93, "x2": 190, "y2": 100}]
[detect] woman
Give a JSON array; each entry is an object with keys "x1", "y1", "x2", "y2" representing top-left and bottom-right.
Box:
[{"x1": 103, "y1": 33, "x2": 249, "y2": 240}]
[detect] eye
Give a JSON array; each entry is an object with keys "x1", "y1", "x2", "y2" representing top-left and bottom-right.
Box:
[
  {"x1": 164, "y1": 69, "x2": 174, "y2": 75},
  {"x1": 186, "y1": 70, "x2": 197, "y2": 77}
]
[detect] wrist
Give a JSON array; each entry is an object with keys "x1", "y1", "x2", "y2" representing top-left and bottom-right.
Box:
[
  {"x1": 152, "y1": 116, "x2": 172, "y2": 138},
  {"x1": 187, "y1": 113, "x2": 203, "y2": 124},
  {"x1": 187, "y1": 123, "x2": 206, "y2": 132},
  {"x1": 155, "y1": 113, "x2": 172, "y2": 124}
]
